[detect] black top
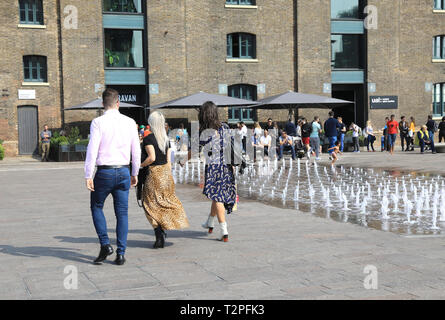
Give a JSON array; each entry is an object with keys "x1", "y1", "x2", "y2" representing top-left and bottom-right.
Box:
[
  {"x1": 285, "y1": 121, "x2": 297, "y2": 136},
  {"x1": 337, "y1": 122, "x2": 346, "y2": 135},
  {"x1": 426, "y1": 119, "x2": 436, "y2": 132},
  {"x1": 301, "y1": 123, "x2": 312, "y2": 138},
  {"x1": 142, "y1": 133, "x2": 171, "y2": 166},
  {"x1": 439, "y1": 121, "x2": 445, "y2": 133}
]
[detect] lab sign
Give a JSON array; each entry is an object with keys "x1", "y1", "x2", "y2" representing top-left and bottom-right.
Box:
[{"x1": 370, "y1": 96, "x2": 398, "y2": 109}]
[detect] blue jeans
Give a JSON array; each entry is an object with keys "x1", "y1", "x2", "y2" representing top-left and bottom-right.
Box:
[
  {"x1": 388, "y1": 133, "x2": 397, "y2": 146},
  {"x1": 90, "y1": 167, "x2": 131, "y2": 255},
  {"x1": 328, "y1": 136, "x2": 337, "y2": 154},
  {"x1": 428, "y1": 131, "x2": 436, "y2": 152},
  {"x1": 339, "y1": 133, "x2": 345, "y2": 152},
  {"x1": 279, "y1": 144, "x2": 296, "y2": 159}
]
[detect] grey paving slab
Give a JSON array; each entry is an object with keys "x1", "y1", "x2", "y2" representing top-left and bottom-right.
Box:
[{"x1": 1, "y1": 156, "x2": 445, "y2": 299}]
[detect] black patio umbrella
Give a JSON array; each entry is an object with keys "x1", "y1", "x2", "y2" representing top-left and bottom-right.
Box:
[
  {"x1": 251, "y1": 91, "x2": 353, "y2": 109},
  {"x1": 64, "y1": 98, "x2": 143, "y2": 110},
  {"x1": 148, "y1": 91, "x2": 257, "y2": 110}
]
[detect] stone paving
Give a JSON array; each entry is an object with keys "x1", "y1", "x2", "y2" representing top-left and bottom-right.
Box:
[{"x1": 1, "y1": 151, "x2": 445, "y2": 300}]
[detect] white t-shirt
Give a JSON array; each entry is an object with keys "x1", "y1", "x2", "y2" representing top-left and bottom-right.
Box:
[
  {"x1": 260, "y1": 135, "x2": 271, "y2": 146},
  {"x1": 240, "y1": 125, "x2": 248, "y2": 138}
]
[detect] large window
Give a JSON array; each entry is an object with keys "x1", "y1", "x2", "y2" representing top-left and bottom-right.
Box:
[
  {"x1": 226, "y1": 0, "x2": 255, "y2": 5},
  {"x1": 331, "y1": 0, "x2": 364, "y2": 19},
  {"x1": 104, "y1": 29, "x2": 144, "y2": 68},
  {"x1": 331, "y1": 34, "x2": 364, "y2": 69},
  {"x1": 227, "y1": 33, "x2": 256, "y2": 59},
  {"x1": 228, "y1": 84, "x2": 257, "y2": 122},
  {"x1": 103, "y1": 0, "x2": 142, "y2": 13},
  {"x1": 435, "y1": 0, "x2": 445, "y2": 10},
  {"x1": 433, "y1": 36, "x2": 445, "y2": 59},
  {"x1": 433, "y1": 83, "x2": 445, "y2": 116},
  {"x1": 23, "y1": 55, "x2": 47, "y2": 82},
  {"x1": 19, "y1": 0, "x2": 44, "y2": 25}
]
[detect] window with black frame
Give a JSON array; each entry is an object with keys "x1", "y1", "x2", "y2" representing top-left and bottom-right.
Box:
[
  {"x1": 331, "y1": 34, "x2": 365, "y2": 69},
  {"x1": 226, "y1": 0, "x2": 256, "y2": 5},
  {"x1": 433, "y1": 35, "x2": 445, "y2": 59},
  {"x1": 435, "y1": 0, "x2": 445, "y2": 10},
  {"x1": 103, "y1": 0, "x2": 142, "y2": 13},
  {"x1": 23, "y1": 55, "x2": 47, "y2": 82},
  {"x1": 19, "y1": 0, "x2": 44, "y2": 25},
  {"x1": 104, "y1": 29, "x2": 144, "y2": 68},
  {"x1": 433, "y1": 83, "x2": 445, "y2": 116},
  {"x1": 331, "y1": 0, "x2": 365, "y2": 19},
  {"x1": 227, "y1": 33, "x2": 256, "y2": 59},
  {"x1": 228, "y1": 84, "x2": 257, "y2": 122}
]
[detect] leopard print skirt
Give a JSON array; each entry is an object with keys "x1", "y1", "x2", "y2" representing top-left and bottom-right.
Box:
[{"x1": 142, "y1": 163, "x2": 189, "y2": 230}]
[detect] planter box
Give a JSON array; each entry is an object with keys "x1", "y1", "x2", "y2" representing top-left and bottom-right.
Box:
[
  {"x1": 50, "y1": 144, "x2": 86, "y2": 162},
  {"x1": 74, "y1": 144, "x2": 87, "y2": 152}
]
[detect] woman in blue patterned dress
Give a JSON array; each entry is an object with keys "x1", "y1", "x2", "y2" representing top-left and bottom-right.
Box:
[{"x1": 199, "y1": 101, "x2": 236, "y2": 242}]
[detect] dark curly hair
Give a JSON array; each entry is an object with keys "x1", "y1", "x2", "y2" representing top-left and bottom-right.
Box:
[{"x1": 199, "y1": 101, "x2": 221, "y2": 131}]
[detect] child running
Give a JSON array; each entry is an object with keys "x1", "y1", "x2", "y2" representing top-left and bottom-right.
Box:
[{"x1": 328, "y1": 140, "x2": 342, "y2": 165}]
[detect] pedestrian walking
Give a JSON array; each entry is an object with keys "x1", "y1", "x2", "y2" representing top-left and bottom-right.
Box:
[
  {"x1": 364, "y1": 121, "x2": 376, "y2": 152},
  {"x1": 200, "y1": 101, "x2": 237, "y2": 242},
  {"x1": 350, "y1": 122, "x2": 360, "y2": 152},
  {"x1": 399, "y1": 116, "x2": 410, "y2": 151},
  {"x1": 426, "y1": 115, "x2": 438, "y2": 153},
  {"x1": 310, "y1": 116, "x2": 322, "y2": 160},
  {"x1": 408, "y1": 116, "x2": 416, "y2": 151},
  {"x1": 337, "y1": 117, "x2": 346, "y2": 152},
  {"x1": 439, "y1": 116, "x2": 445, "y2": 143},
  {"x1": 140, "y1": 111, "x2": 189, "y2": 249},
  {"x1": 324, "y1": 111, "x2": 340, "y2": 155},
  {"x1": 85, "y1": 88, "x2": 141, "y2": 265},
  {"x1": 386, "y1": 115, "x2": 399, "y2": 155}
]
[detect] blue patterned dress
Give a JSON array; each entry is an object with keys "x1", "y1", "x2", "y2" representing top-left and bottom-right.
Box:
[{"x1": 200, "y1": 123, "x2": 236, "y2": 212}]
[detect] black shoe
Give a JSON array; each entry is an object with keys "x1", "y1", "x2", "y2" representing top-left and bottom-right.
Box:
[
  {"x1": 153, "y1": 226, "x2": 165, "y2": 249},
  {"x1": 93, "y1": 244, "x2": 113, "y2": 264},
  {"x1": 114, "y1": 254, "x2": 126, "y2": 265}
]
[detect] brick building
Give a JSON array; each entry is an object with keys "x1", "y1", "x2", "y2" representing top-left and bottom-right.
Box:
[{"x1": 1, "y1": 0, "x2": 444, "y2": 157}]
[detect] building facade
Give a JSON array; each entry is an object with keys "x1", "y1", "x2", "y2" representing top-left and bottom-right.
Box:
[{"x1": 1, "y1": 0, "x2": 444, "y2": 157}]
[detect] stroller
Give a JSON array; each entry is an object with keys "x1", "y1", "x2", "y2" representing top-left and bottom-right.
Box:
[{"x1": 292, "y1": 137, "x2": 306, "y2": 159}]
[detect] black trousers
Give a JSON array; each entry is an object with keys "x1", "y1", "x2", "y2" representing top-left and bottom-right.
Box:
[{"x1": 400, "y1": 133, "x2": 410, "y2": 150}]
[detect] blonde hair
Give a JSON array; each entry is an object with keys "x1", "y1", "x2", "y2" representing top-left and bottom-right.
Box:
[
  {"x1": 148, "y1": 111, "x2": 169, "y2": 154},
  {"x1": 366, "y1": 120, "x2": 372, "y2": 127},
  {"x1": 254, "y1": 122, "x2": 260, "y2": 129}
]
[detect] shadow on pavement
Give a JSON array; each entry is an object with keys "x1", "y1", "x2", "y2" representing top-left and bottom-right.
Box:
[
  {"x1": 128, "y1": 229, "x2": 210, "y2": 239},
  {"x1": 0, "y1": 244, "x2": 94, "y2": 264}
]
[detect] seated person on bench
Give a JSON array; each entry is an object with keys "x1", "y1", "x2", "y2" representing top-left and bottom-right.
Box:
[{"x1": 278, "y1": 130, "x2": 296, "y2": 160}]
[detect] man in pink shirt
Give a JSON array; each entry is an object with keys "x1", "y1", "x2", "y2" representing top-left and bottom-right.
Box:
[{"x1": 85, "y1": 88, "x2": 141, "y2": 265}]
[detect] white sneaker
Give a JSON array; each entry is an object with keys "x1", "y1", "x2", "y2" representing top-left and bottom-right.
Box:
[{"x1": 315, "y1": 157, "x2": 321, "y2": 161}]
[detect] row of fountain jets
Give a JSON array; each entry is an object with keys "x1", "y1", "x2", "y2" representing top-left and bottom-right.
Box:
[{"x1": 172, "y1": 157, "x2": 445, "y2": 231}]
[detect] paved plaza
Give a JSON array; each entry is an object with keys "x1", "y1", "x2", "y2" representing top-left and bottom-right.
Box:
[{"x1": 1, "y1": 151, "x2": 445, "y2": 300}]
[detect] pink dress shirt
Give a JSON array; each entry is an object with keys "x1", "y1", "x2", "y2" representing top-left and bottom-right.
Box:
[{"x1": 84, "y1": 109, "x2": 141, "y2": 179}]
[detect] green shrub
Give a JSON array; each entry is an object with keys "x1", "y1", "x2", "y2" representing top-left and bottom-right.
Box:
[
  {"x1": 74, "y1": 138, "x2": 89, "y2": 146},
  {"x1": 67, "y1": 126, "x2": 81, "y2": 145},
  {"x1": 51, "y1": 135, "x2": 69, "y2": 146},
  {"x1": 0, "y1": 143, "x2": 4, "y2": 160}
]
